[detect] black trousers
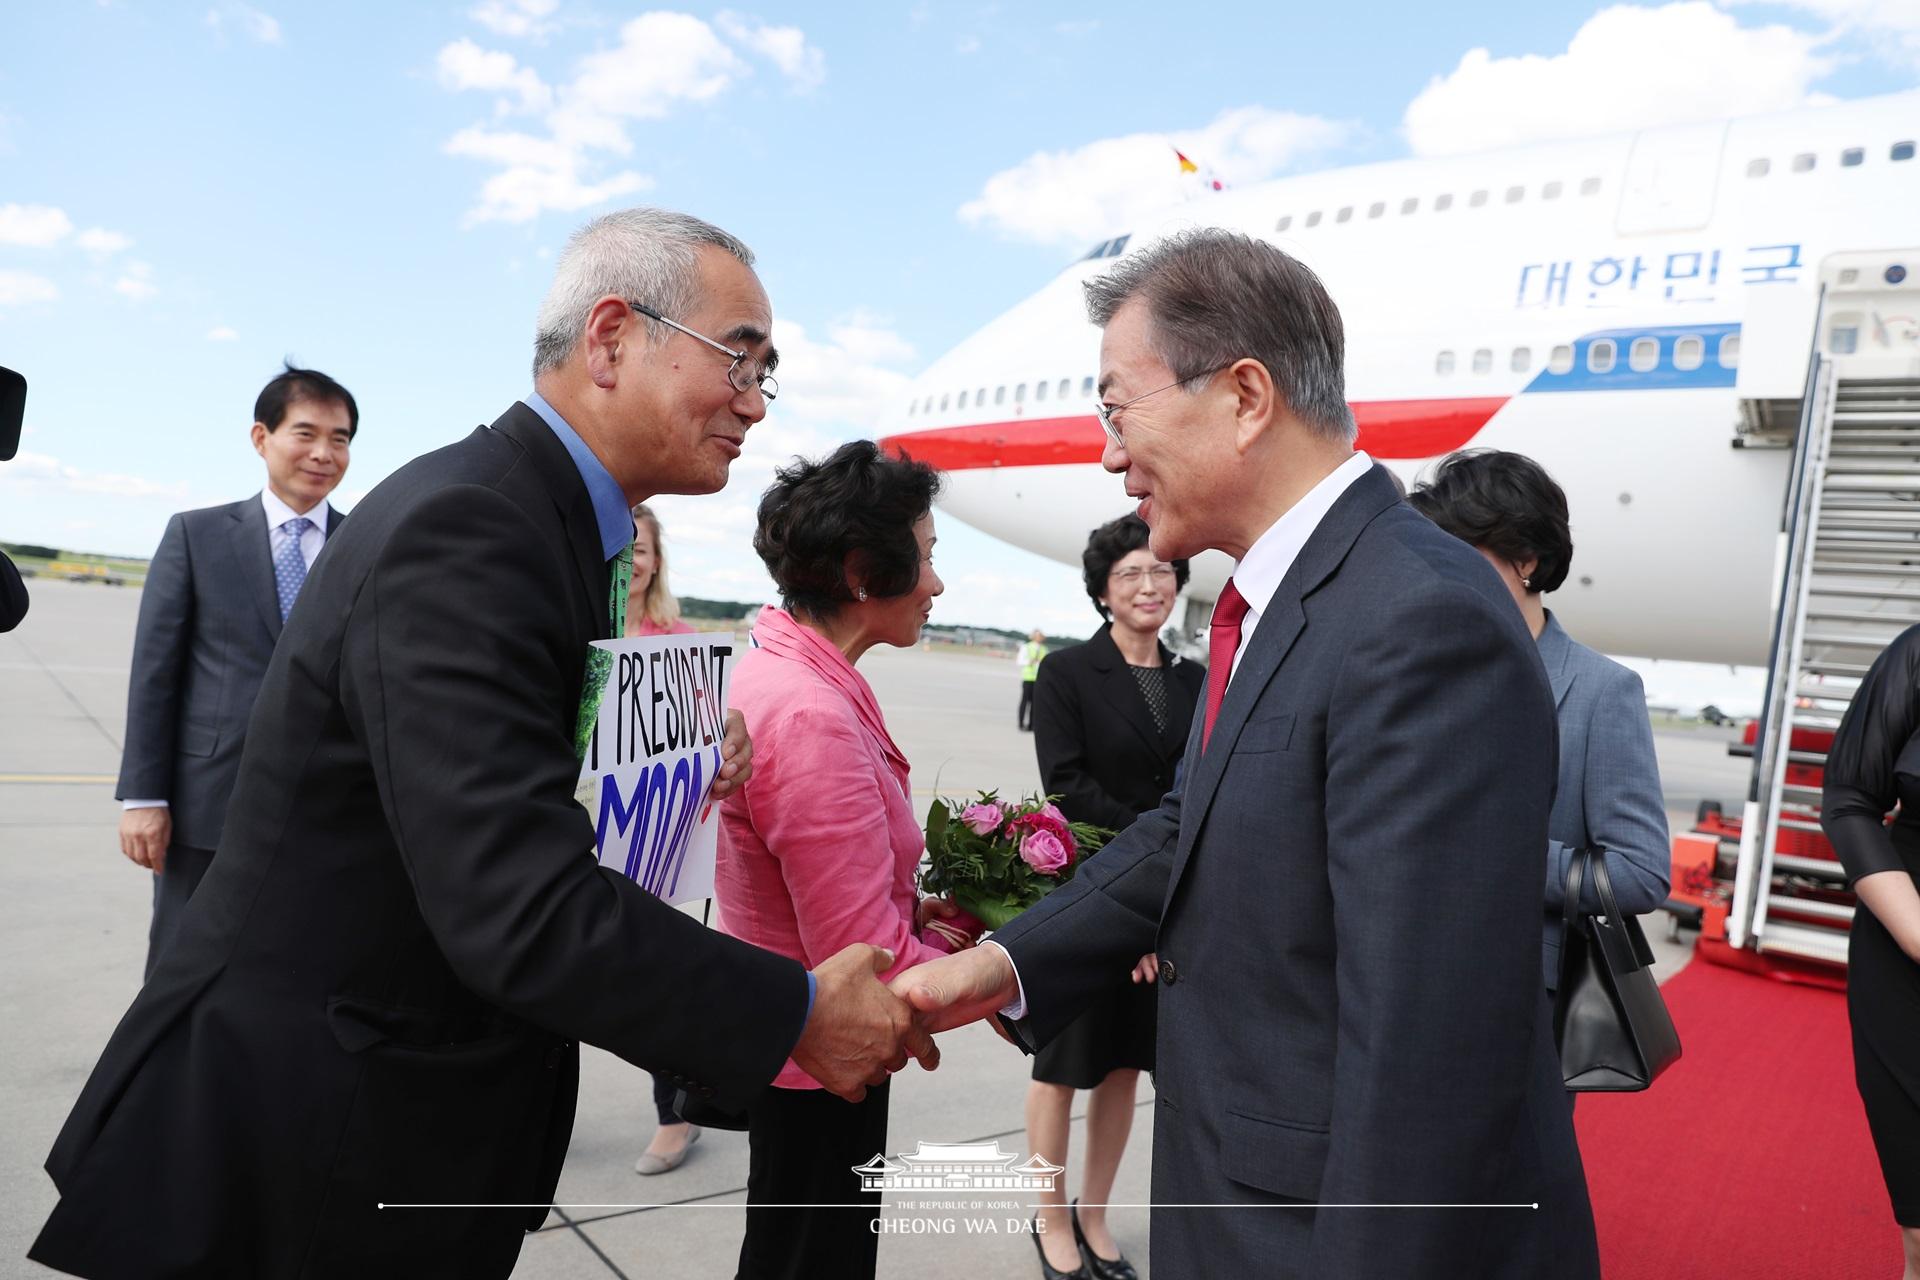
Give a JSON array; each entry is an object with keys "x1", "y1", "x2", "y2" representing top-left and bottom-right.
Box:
[
  {"x1": 736, "y1": 1082, "x2": 889, "y2": 1280},
  {"x1": 145, "y1": 842, "x2": 215, "y2": 981},
  {"x1": 1018, "y1": 680, "x2": 1036, "y2": 729},
  {"x1": 649, "y1": 1072, "x2": 679, "y2": 1126}
]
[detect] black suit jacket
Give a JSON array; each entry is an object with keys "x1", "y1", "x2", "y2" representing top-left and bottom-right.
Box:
[
  {"x1": 33, "y1": 404, "x2": 809, "y2": 1279},
  {"x1": 0, "y1": 550, "x2": 26, "y2": 631},
  {"x1": 114, "y1": 494, "x2": 347, "y2": 849},
  {"x1": 1032, "y1": 625, "x2": 1203, "y2": 832},
  {"x1": 992, "y1": 465, "x2": 1598, "y2": 1279}
]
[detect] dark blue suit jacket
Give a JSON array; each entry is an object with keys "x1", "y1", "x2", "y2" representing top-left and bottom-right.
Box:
[
  {"x1": 994, "y1": 464, "x2": 1599, "y2": 1279},
  {"x1": 114, "y1": 495, "x2": 346, "y2": 849}
]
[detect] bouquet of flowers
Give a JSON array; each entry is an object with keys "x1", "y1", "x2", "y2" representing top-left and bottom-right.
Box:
[{"x1": 917, "y1": 793, "x2": 1114, "y2": 952}]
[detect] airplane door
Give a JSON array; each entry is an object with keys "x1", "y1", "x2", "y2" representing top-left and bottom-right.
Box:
[{"x1": 1616, "y1": 120, "x2": 1727, "y2": 235}]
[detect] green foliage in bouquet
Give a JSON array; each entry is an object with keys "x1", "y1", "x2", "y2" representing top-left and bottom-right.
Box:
[{"x1": 920, "y1": 792, "x2": 1114, "y2": 930}]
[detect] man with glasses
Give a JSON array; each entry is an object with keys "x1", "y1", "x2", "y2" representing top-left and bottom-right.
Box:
[
  {"x1": 33, "y1": 208, "x2": 932, "y2": 1280},
  {"x1": 894, "y1": 228, "x2": 1597, "y2": 1279}
]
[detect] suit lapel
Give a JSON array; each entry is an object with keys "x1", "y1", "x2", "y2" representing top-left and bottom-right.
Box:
[
  {"x1": 1088, "y1": 626, "x2": 1165, "y2": 759},
  {"x1": 232, "y1": 495, "x2": 282, "y2": 641},
  {"x1": 1165, "y1": 464, "x2": 1404, "y2": 901},
  {"x1": 1539, "y1": 611, "x2": 1577, "y2": 709},
  {"x1": 491, "y1": 402, "x2": 611, "y2": 638}
]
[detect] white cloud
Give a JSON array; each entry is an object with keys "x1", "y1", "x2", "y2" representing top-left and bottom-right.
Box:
[
  {"x1": 0, "y1": 203, "x2": 75, "y2": 247},
  {"x1": 1724, "y1": 0, "x2": 1920, "y2": 66},
  {"x1": 959, "y1": 106, "x2": 1352, "y2": 246},
  {"x1": 469, "y1": 0, "x2": 559, "y2": 39},
  {"x1": 204, "y1": 3, "x2": 282, "y2": 44},
  {"x1": 437, "y1": 12, "x2": 824, "y2": 225},
  {"x1": 1, "y1": 450, "x2": 188, "y2": 500},
  {"x1": 74, "y1": 227, "x2": 132, "y2": 254},
  {"x1": 0, "y1": 270, "x2": 59, "y2": 306},
  {"x1": 437, "y1": 38, "x2": 552, "y2": 113},
  {"x1": 1403, "y1": 3, "x2": 1834, "y2": 157},
  {"x1": 716, "y1": 13, "x2": 827, "y2": 90},
  {"x1": 113, "y1": 261, "x2": 157, "y2": 301},
  {"x1": 207, "y1": 325, "x2": 239, "y2": 341}
]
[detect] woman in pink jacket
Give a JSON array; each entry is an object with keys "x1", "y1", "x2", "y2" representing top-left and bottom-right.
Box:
[{"x1": 717, "y1": 440, "x2": 957, "y2": 1280}]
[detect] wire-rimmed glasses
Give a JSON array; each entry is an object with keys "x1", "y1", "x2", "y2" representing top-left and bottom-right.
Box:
[{"x1": 628, "y1": 301, "x2": 779, "y2": 402}]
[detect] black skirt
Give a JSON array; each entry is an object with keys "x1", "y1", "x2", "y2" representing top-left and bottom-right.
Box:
[
  {"x1": 1031, "y1": 972, "x2": 1157, "y2": 1088},
  {"x1": 1850, "y1": 903, "x2": 1920, "y2": 1226}
]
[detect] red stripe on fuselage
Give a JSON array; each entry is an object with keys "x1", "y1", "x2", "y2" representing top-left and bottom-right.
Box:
[{"x1": 878, "y1": 397, "x2": 1510, "y2": 470}]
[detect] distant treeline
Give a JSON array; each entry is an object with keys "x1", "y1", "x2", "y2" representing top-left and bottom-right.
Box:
[
  {"x1": 679, "y1": 595, "x2": 761, "y2": 620},
  {"x1": 2, "y1": 542, "x2": 62, "y2": 561}
]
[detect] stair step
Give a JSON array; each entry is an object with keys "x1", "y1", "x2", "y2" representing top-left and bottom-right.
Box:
[
  {"x1": 1801, "y1": 659, "x2": 1873, "y2": 678},
  {"x1": 1810, "y1": 561, "x2": 1920, "y2": 578},
  {"x1": 1767, "y1": 894, "x2": 1855, "y2": 924},
  {"x1": 1807, "y1": 583, "x2": 1920, "y2": 602},
  {"x1": 1802, "y1": 630, "x2": 1897, "y2": 649},
  {"x1": 1757, "y1": 918, "x2": 1851, "y2": 964},
  {"x1": 1802, "y1": 608, "x2": 1920, "y2": 627},
  {"x1": 1773, "y1": 853, "x2": 1846, "y2": 879}
]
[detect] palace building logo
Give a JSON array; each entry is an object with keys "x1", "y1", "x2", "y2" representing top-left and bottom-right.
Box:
[{"x1": 853, "y1": 1141, "x2": 1065, "y2": 1193}]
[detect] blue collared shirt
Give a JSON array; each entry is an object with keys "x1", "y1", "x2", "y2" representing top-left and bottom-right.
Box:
[{"x1": 524, "y1": 389, "x2": 817, "y2": 1024}]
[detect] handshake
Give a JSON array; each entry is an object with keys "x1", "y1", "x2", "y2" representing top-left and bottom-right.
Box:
[{"x1": 788, "y1": 940, "x2": 1023, "y2": 1102}]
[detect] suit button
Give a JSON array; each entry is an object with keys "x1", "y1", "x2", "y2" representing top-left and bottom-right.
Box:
[{"x1": 1160, "y1": 960, "x2": 1178, "y2": 986}]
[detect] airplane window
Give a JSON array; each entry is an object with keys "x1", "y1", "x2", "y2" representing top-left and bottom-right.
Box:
[
  {"x1": 1894, "y1": 141, "x2": 1916, "y2": 161},
  {"x1": 1469, "y1": 189, "x2": 1489, "y2": 207},
  {"x1": 1277, "y1": 214, "x2": 1293, "y2": 231},
  {"x1": 995, "y1": 386, "x2": 1006, "y2": 405},
  {"x1": 1580, "y1": 177, "x2": 1601, "y2": 195},
  {"x1": 1842, "y1": 147, "x2": 1864, "y2": 167},
  {"x1": 1629, "y1": 337, "x2": 1659, "y2": 372},
  {"x1": 1511, "y1": 347, "x2": 1531, "y2": 373},
  {"x1": 1057, "y1": 378, "x2": 1071, "y2": 399},
  {"x1": 1015, "y1": 383, "x2": 1027, "y2": 403},
  {"x1": 1436, "y1": 350, "x2": 1456, "y2": 375},
  {"x1": 1336, "y1": 206, "x2": 1353, "y2": 223},
  {"x1": 907, "y1": 401, "x2": 916, "y2": 416},
  {"x1": 940, "y1": 393, "x2": 950, "y2": 411},
  {"x1": 1081, "y1": 376, "x2": 1094, "y2": 396},
  {"x1": 1543, "y1": 181, "x2": 1563, "y2": 200},
  {"x1": 1674, "y1": 336, "x2": 1704, "y2": 371},
  {"x1": 1505, "y1": 185, "x2": 1524, "y2": 204},
  {"x1": 958, "y1": 390, "x2": 969, "y2": 409},
  {"x1": 1746, "y1": 158, "x2": 1770, "y2": 178},
  {"x1": 1472, "y1": 348, "x2": 1493, "y2": 374},
  {"x1": 1035, "y1": 379, "x2": 1048, "y2": 402},
  {"x1": 1305, "y1": 211, "x2": 1323, "y2": 227},
  {"x1": 1831, "y1": 316, "x2": 1862, "y2": 355},
  {"x1": 977, "y1": 387, "x2": 987, "y2": 404},
  {"x1": 1718, "y1": 334, "x2": 1741, "y2": 369},
  {"x1": 1435, "y1": 193, "x2": 1453, "y2": 211},
  {"x1": 1549, "y1": 344, "x2": 1574, "y2": 374},
  {"x1": 1401, "y1": 196, "x2": 1419, "y2": 214},
  {"x1": 1588, "y1": 340, "x2": 1616, "y2": 374},
  {"x1": 1792, "y1": 152, "x2": 1815, "y2": 172}
]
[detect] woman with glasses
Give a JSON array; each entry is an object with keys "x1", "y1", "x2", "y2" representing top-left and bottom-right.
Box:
[{"x1": 1025, "y1": 513, "x2": 1203, "y2": 1280}]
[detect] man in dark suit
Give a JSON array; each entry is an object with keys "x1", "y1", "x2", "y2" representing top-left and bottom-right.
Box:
[
  {"x1": 896, "y1": 229, "x2": 1598, "y2": 1278},
  {"x1": 1, "y1": 364, "x2": 29, "y2": 633},
  {"x1": 32, "y1": 208, "x2": 930, "y2": 1279},
  {"x1": 116, "y1": 364, "x2": 356, "y2": 978}
]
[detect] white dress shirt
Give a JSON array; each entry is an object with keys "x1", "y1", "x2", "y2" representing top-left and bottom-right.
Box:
[
  {"x1": 124, "y1": 491, "x2": 333, "y2": 812},
  {"x1": 989, "y1": 451, "x2": 1376, "y2": 1017}
]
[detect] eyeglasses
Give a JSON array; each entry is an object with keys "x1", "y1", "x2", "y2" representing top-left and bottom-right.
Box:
[
  {"x1": 627, "y1": 301, "x2": 779, "y2": 402},
  {"x1": 1109, "y1": 565, "x2": 1178, "y2": 588},
  {"x1": 1093, "y1": 363, "x2": 1234, "y2": 447}
]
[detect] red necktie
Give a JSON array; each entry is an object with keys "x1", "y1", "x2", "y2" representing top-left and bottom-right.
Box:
[{"x1": 1202, "y1": 579, "x2": 1251, "y2": 751}]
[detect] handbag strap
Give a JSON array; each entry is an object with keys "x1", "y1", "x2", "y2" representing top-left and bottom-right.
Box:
[
  {"x1": 1565, "y1": 847, "x2": 1658, "y2": 970},
  {"x1": 1561, "y1": 846, "x2": 1590, "y2": 941}
]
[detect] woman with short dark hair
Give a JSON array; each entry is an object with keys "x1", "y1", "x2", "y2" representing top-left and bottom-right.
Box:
[
  {"x1": 1025, "y1": 512, "x2": 1204, "y2": 1280},
  {"x1": 715, "y1": 439, "x2": 960, "y2": 1280},
  {"x1": 1408, "y1": 450, "x2": 1669, "y2": 1007}
]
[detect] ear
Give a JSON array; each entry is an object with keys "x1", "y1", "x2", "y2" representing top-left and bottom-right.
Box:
[
  {"x1": 250, "y1": 422, "x2": 269, "y2": 457},
  {"x1": 583, "y1": 296, "x2": 634, "y2": 390},
  {"x1": 1229, "y1": 358, "x2": 1279, "y2": 455},
  {"x1": 1516, "y1": 555, "x2": 1540, "y2": 586}
]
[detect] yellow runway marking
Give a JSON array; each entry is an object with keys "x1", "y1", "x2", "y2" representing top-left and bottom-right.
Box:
[{"x1": 0, "y1": 774, "x2": 116, "y2": 785}]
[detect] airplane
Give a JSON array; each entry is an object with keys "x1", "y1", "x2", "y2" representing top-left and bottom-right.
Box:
[{"x1": 877, "y1": 89, "x2": 1920, "y2": 667}]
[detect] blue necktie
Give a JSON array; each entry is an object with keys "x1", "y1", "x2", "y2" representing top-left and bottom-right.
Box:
[{"x1": 275, "y1": 516, "x2": 314, "y2": 622}]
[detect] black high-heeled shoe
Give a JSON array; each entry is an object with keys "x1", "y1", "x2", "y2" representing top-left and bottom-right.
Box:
[
  {"x1": 1031, "y1": 1215, "x2": 1090, "y2": 1280},
  {"x1": 1070, "y1": 1200, "x2": 1139, "y2": 1280}
]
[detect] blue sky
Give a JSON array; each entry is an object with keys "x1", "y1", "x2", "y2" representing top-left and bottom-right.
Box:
[{"x1": 2, "y1": 1, "x2": 1915, "y2": 695}]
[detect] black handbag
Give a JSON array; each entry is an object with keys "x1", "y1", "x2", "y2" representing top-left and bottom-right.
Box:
[{"x1": 1553, "y1": 847, "x2": 1682, "y2": 1091}]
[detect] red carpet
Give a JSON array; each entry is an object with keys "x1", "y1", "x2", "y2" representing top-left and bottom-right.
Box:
[{"x1": 1575, "y1": 957, "x2": 1898, "y2": 1278}]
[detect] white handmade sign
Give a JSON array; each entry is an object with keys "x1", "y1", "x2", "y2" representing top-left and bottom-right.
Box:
[{"x1": 576, "y1": 632, "x2": 734, "y2": 906}]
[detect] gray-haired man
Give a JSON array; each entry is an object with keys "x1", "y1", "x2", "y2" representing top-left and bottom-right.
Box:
[
  {"x1": 894, "y1": 228, "x2": 1599, "y2": 1279},
  {"x1": 32, "y1": 209, "x2": 934, "y2": 1279}
]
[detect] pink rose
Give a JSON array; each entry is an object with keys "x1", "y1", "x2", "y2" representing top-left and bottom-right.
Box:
[
  {"x1": 960, "y1": 802, "x2": 1004, "y2": 836},
  {"x1": 1020, "y1": 829, "x2": 1070, "y2": 876}
]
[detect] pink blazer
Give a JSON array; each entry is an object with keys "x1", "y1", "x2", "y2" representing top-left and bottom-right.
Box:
[{"x1": 716, "y1": 607, "x2": 943, "y2": 1090}]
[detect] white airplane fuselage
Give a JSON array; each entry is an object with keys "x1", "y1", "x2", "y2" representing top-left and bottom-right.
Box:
[{"x1": 879, "y1": 92, "x2": 1920, "y2": 665}]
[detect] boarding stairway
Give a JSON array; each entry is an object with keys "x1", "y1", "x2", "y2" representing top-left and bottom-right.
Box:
[{"x1": 1727, "y1": 372, "x2": 1920, "y2": 966}]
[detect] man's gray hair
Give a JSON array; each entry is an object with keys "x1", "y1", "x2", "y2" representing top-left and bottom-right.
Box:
[
  {"x1": 532, "y1": 208, "x2": 755, "y2": 378},
  {"x1": 1083, "y1": 228, "x2": 1356, "y2": 443}
]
